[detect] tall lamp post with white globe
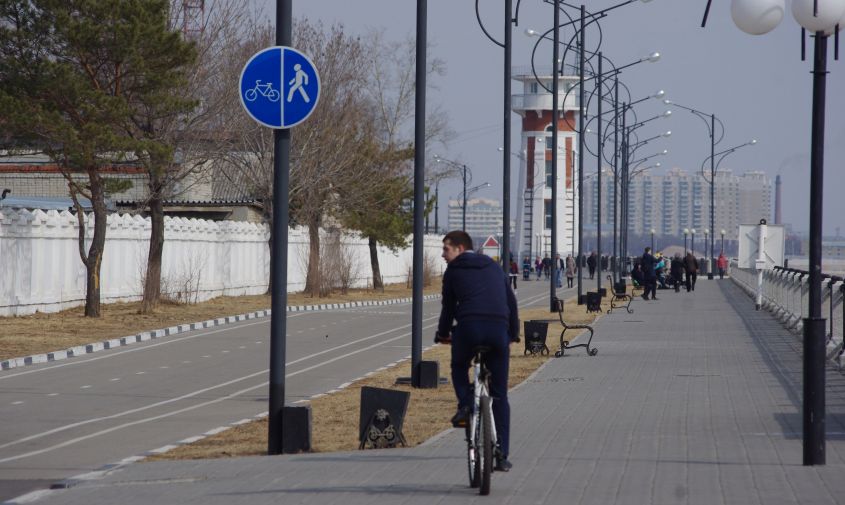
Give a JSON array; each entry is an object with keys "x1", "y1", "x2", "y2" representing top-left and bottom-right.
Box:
[{"x1": 718, "y1": 0, "x2": 845, "y2": 466}]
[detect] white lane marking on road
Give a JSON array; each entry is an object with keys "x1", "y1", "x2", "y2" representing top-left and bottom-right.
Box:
[
  {"x1": 255, "y1": 341, "x2": 262, "y2": 344},
  {"x1": 11, "y1": 401, "x2": 23, "y2": 405},
  {"x1": 221, "y1": 350, "x2": 230, "y2": 354},
  {"x1": 182, "y1": 360, "x2": 191, "y2": 364},
  {"x1": 0, "y1": 316, "x2": 283, "y2": 380},
  {"x1": 201, "y1": 355, "x2": 211, "y2": 358},
  {"x1": 4, "y1": 488, "x2": 57, "y2": 504},
  {"x1": 0, "y1": 320, "x2": 442, "y2": 463},
  {"x1": 135, "y1": 372, "x2": 145, "y2": 375},
  {"x1": 0, "y1": 313, "x2": 433, "y2": 454},
  {"x1": 159, "y1": 366, "x2": 169, "y2": 369},
  {"x1": 110, "y1": 378, "x2": 120, "y2": 382},
  {"x1": 149, "y1": 444, "x2": 179, "y2": 454},
  {"x1": 239, "y1": 346, "x2": 246, "y2": 349},
  {"x1": 47, "y1": 393, "x2": 58, "y2": 396},
  {"x1": 80, "y1": 385, "x2": 92, "y2": 389},
  {"x1": 204, "y1": 427, "x2": 228, "y2": 436},
  {"x1": 178, "y1": 436, "x2": 204, "y2": 444}
]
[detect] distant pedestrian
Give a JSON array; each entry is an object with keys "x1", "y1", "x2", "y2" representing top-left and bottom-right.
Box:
[
  {"x1": 640, "y1": 247, "x2": 658, "y2": 300},
  {"x1": 554, "y1": 253, "x2": 563, "y2": 288},
  {"x1": 587, "y1": 252, "x2": 597, "y2": 280},
  {"x1": 684, "y1": 251, "x2": 699, "y2": 292},
  {"x1": 717, "y1": 253, "x2": 728, "y2": 279},
  {"x1": 509, "y1": 260, "x2": 519, "y2": 292},
  {"x1": 655, "y1": 253, "x2": 667, "y2": 289},
  {"x1": 542, "y1": 255, "x2": 551, "y2": 279},
  {"x1": 535, "y1": 256, "x2": 543, "y2": 280},
  {"x1": 522, "y1": 256, "x2": 531, "y2": 281},
  {"x1": 631, "y1": 262, "x2": 644, "y2": 289},
  {"x1": 670, "y1": 253, "x2": 684, "y2": 292},
  {"x1": 565, "y1": 254, "x2": 576, "y2": 288}
]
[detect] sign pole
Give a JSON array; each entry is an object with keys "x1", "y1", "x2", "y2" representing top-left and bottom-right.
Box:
[
  {"x1": 268, "y1": 0, "x2": 292, "y2": 456},
  {"x1": 410, "y1": 0, "x2": 426, "y2": 387}
]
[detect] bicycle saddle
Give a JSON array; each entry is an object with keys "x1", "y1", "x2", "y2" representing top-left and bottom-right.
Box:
[{"x1": 472, "y1": 345, "x2": 492, "y2": 355}]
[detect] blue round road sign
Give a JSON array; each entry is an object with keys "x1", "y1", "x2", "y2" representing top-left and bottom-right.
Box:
[{"x1": 239, "y1": 46, "x2": 320, "y2": 129}]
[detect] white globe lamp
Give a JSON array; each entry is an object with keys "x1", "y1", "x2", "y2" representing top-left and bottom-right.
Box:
[
  {"x1": 731, "y1": 0, "x2": 786, "y2": 35},
  {"x1": 791, "y1": 0, "x2": 845, "y2": 33}
]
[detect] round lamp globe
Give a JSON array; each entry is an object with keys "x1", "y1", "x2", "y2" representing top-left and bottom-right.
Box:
[
  {"x1": 731, "y1": 0, "x2": 785, "y2": 35},
  {"x1": 791, "y1": 0, "x2": 845, "y2": 33}
]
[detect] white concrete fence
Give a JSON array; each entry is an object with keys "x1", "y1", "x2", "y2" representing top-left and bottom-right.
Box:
[
  {"x1": 731, "y1": 262, "x2": 844, "y2": 363},
  {"x1": 0, "y1": 209, "x2": 444, "y2": 316}
]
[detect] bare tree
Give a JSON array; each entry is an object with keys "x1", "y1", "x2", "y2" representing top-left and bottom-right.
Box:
[
  {"x1": 339, "y1": 31, "x2": 452, "y2": 289},
  {"x1": 131, "y1": 0, "x2": 256, "y2": 313}
]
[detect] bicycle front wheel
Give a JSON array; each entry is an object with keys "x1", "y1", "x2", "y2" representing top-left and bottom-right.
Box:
[{"x1": 479, "y1": 396, "x2": 494, "y2": 496}]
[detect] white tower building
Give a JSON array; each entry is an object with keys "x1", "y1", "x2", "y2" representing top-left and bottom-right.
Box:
[{"x1": 512, "y1": 67, "x2": 580, "y2": 262}]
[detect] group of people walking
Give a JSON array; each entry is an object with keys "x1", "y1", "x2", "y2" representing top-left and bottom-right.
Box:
[
  {"x1": 525, "y1": 251, "x2": 605, "y2": 289},
  {"x1": 633, "y1": 247, "x2": 729, "y2": 299}
]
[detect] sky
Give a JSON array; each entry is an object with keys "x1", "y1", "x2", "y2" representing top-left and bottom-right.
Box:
[{"x1": 257, "y1": 0, "x2": 845, "y2": 236}]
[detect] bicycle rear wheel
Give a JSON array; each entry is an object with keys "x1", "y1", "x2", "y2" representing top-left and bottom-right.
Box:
[
  {"x1": 466, "y1": 422, "x2": 479, "y2": 488},
  {"x1": 479, "y1": 396, "x2": 494, "y2": 496}
]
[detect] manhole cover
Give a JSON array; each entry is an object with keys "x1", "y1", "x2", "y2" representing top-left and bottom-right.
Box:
[{"x1": 532, "y1": 376, "x2": 585, "y2": 383}]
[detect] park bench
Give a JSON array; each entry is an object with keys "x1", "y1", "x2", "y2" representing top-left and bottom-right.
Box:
[
  {"x1": 552, "y1": 298, "x2": 597, "y2": 358},
  {"x1": 606, "y1": 275, "x2": 634, "y2": 314}
]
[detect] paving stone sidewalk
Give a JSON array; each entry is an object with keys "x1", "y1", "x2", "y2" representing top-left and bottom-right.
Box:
[{"x1": 13, "y1": 280, "x2": 845, "y2": 505}]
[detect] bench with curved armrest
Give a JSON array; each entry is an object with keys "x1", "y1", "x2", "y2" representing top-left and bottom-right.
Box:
[
  {"x1": 606, "y1": 275, "x2": 634, "y2": 314},
  {"x1": 552, "y1": 298, "x2": 597, "y2": 358}
]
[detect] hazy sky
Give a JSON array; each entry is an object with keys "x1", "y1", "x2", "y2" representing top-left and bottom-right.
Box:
[{"x1": 258, "y1": 1, "x2": 845, "y2": 235}]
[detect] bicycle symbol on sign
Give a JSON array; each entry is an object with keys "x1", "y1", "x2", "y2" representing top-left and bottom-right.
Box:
[{"x1": 244, "y1": 80, "x2": 280, "y2": 103}]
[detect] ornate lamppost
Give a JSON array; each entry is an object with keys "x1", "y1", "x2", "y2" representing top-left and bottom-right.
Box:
[{"x1": 722, "y1": 0, "x2": 845, "y2": 466}]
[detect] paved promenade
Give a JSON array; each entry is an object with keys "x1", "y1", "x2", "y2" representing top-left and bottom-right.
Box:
[{"x1": 12, "y1": 279, "x2": 845, "y2": 504}]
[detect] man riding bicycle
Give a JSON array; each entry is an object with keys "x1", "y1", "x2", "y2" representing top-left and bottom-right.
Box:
[{"x1": 437, "y1": 230, "x2": 519, "y2": 472}]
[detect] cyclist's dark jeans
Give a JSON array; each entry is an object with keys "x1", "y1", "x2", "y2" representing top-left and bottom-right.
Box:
[{"x1": 451, "y1": 319, "x2": 511, "y2": 458}]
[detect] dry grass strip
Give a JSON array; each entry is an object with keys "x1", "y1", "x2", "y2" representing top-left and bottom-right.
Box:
[
  {"x1": 147, "y1": 297, "x2": 599, "y2": 461},
  {"x1": 0, "y1": 280, "x2": 441, "y2": 361}
]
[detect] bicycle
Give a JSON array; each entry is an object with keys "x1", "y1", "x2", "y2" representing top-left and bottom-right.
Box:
[
  {"x1": 435, "y1": 332, "x2": 498, "y2": 495},
  {"x1": 244, "y1": 80, "x2": 280, "y2": 102}
]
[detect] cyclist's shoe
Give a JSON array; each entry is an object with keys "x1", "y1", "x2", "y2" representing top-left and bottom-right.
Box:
[
  {"x1": 495, "y1": 458, "x2": 513, "y2": 472},
  {"x1": 450, "y1": 406, "x2": 471, "y2": 428}
]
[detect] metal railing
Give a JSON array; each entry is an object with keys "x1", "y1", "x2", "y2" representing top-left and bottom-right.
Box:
[{"x1": 730, "y1": 261, "x2": 845, "y2": 365}]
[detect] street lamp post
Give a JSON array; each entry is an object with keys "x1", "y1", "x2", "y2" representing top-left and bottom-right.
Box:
[
  {"x1": 462, "y1": 164, "x2": 468, "y2": 230},
  {"x1": 525, "y1": 0, "x2": 657, "y2": 307},
  {"x1": 721, "y1": 228, "x2": 725, "y2": 254},
  {"x1": 704, "y1": 229, "x2": 709, "y2": 275},
  {"x1": 698, "y1": 138, "x2": 757, "y2": 276},
  {"x1": 690, "y1": 228, "x2": 696, "y2": 256},
  {"x1": 683, "y1": 228, "x2": 689, "y2": 252},
  {"x1": 475, "y1": 0, "x2": 518, "y2": 273},
  {"x1": 435, "y1": 182, "x2": 439, "y2": 233},
  {"x1": 650, "y1": 228, "x2": 655, "y2": 252},
  {"x1": 724, "y1": 0, "x2": 845, "y2": 466},
  {"x1": 664, "y1": 99, "x2": 725, "y2": 280}
]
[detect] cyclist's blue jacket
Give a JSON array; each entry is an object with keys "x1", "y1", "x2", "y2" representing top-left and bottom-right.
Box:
[{"x1": 438, "y1": 251, "x2": 519, "y2": 342}]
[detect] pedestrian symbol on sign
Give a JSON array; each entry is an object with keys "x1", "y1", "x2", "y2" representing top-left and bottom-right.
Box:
[{"x1": 287, "y1": 64, "x2": 310, "y2": 103}]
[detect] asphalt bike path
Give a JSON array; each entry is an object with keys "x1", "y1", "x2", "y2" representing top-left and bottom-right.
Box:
[
  {"x1": 0, "y1": 277, "x2": 566, "y2": 502},
  {"x1": 13, "y1": 279, "x2": 845, "y2": 505}
]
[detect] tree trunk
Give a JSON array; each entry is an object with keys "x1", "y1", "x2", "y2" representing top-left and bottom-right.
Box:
[
  {"x1": 141, "y1": 186, "x2": 165, "y2": 314},
  {"x1": 83, "y1": 174, "x2": 108, "y2": 317},
  {"x1": 368, "y1": 236, "x2": 383, "y2": 291},
  {"x1": 304, "y1": 217, "x2": 321, "y2": 298}
]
